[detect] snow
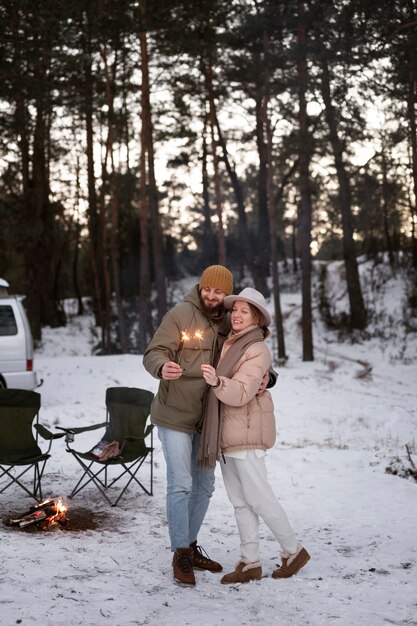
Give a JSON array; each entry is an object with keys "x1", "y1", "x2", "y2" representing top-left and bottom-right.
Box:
[{"x1": 1, "y1": 264, "x2": 417, "y2": 626}]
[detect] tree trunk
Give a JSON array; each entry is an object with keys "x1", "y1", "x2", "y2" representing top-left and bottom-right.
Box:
[
  {"x1": 72, "y1": 207, "x2": 84, "y2": 317},
  {"x1": 265, "y1": 106, "x2": 287, "y2": 362},
  {"x1": 82, "y1": 7, "x2": 104, "y2": 332},
  {"x1": 137, "y1": 11, "x2": 155, "y2": 351},
  {"x1": 201, "y1": 113, "x2": 214, "y2": 265},
  {"x1": 29, "y1": 35, "x2": 60, "y2": 336},
  {"x1": 139, "y1": 6, "x2": 167, "y2": 325},
  {"x1": 10, "y1": 4, "x2": 64, "y2": 339},
  {"x1": 254, "y1": 88, "x2": 270, "y2": 295},
  {"x1": 138, "y1": 112, "x2": 153, "y2": 352},
  {"x1": 147, "y1": 113, "x2": 167, "y2": 325},
  {"x1": 291, "y1": 221, "x2": 298, "y2": 273},
  {"x1": 204, "y1": 57, "x2": 226, "y2": 266},
  {"x1": 407, "y1": 53, "x2": 417, "y2": 269},
  {"x1": 297, "y1": 1, "x2": 314, "y2": 361},
  {"x1": 100, "y1": 35, "x2": 129, "y2": 352},
  {"x1": 10, "y1": 4, "x2": 30, "y2": 197},
  {"x1": 261, "y1": 29, "x2": 286, "y2": 362},
  {"x1": 381, "y1": 150, "x2": 395, "y2": 266},
  {"x1": 98, "y1": 181, "x2": 112, "y2": 352},
  {"x1": 96, "y1": 99, "x2": 112, "y2": 352},
  {"x1": 321, "y1": 57, "x2": 367, "y2": 329},
  {"x1": 214, "y1": 112, "x2": 256, "y2": 280}
]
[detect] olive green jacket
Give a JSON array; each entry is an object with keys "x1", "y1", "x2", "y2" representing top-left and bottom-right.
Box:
[{"x1": 143, "y1": 285, "x2": 230, "y2": 433}]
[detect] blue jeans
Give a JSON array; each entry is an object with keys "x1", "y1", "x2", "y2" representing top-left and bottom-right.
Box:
[{"x1": 158, "y1": 426, "x2": 216, "y2": 552}]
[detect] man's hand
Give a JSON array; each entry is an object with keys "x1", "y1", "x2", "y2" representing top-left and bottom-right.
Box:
[
  {"x1": 161, "y1": 361, "x2": 184, "y2": 380},
  {"x1": 256, "y1": 371, "x2": 269, "y2": 396}
]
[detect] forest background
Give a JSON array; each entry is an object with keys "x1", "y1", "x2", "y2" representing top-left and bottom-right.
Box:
[{"x1": 1, "y1": 0, "x2": 417, "y2": 362}]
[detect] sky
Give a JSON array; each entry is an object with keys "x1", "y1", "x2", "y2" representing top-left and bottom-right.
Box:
[{"x1": 1, "y1": 261, "x2": 416, "y2": 626}]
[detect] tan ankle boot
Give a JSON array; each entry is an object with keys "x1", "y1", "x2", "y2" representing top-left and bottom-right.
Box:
[
  {"x1": 272, "y1": 545, "x2": 310, "y2": 579},
  {"x1": 221, "y1": 561, "x2": 262, "y2": 584}
]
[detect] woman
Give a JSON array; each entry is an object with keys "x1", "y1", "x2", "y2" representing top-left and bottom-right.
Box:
[{"x1": 199, "y1": 287, "x2": 310, "y2": 584}]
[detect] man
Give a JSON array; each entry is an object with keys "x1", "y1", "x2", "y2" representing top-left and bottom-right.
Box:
[{"x1": 143, "y1": 265, "x2": 233, "y2": 586}]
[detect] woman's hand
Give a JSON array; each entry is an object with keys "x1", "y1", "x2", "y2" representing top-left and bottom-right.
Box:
[{"x1": 201, "y1": 364, "x2": 219, "y2": 387}]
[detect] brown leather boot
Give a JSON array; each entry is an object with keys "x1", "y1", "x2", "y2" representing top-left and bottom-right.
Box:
[
  {"x1": 272, "y1": 545, "x2": 310, "y2": 579},
  {"x1": 190, "y1": 541, "x2": 223, "y2": 572},
  {"x1": 172, "y1": 548, "x2": 196, "y2": 586},
  {"x1": 221, "y1": 561, "x2": 262, "y2": 584}
]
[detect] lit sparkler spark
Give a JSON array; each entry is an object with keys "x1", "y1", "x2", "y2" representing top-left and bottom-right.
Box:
[
  {"x1": 177, "y1": 331, "x2": 191, "y2": 366},
  {"x1": 194, "y1": 329, "x2": 205, "y2": 364}
]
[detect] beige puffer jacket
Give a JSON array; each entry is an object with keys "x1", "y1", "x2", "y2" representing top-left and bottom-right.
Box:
[{"x1": 214, "y1": 329, "x2": 276, "y2": 453}]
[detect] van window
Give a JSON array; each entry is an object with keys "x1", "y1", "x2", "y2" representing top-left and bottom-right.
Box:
[{"x1": 0, "y1": 305, "x2": 18, "y2": 336}]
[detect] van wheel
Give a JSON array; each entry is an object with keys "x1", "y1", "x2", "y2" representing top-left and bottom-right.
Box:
[{"x1": 0, "y1": 377, "x2": 6, "y2": 389}]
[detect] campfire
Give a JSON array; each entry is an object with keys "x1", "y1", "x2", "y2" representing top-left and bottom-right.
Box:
[{"x1": 8, "y1": 498, "x2": 68, "y2": 530}]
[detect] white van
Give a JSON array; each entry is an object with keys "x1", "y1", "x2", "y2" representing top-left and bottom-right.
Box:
[{"x1": 0, "y1": 287, "x2": 39, "y2": 390}]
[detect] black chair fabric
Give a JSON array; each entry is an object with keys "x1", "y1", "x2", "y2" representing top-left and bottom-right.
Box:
[
  {"x1": 0, "y1": 389, "x2": 62, "y2": 501},
  {"x1": 62, "y1": 386, "x2": 154, "y2": 507}
]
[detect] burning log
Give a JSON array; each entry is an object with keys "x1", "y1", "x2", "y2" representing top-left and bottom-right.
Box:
[{"x1": 8, "y1": 498, "x2": 68, "y2": 530}]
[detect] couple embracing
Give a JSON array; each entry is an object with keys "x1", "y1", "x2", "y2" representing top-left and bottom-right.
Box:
[{"x1": 143, "y1": 265, "x2": 310, "y2": 586}]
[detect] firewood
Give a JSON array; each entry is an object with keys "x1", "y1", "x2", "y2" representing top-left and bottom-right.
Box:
[
  {"x1": 9, "y1": 502, "x2": 57, "y2": 527},
  {"x1": 29, "y1": 500, "x2": 56, "y2": 513},
  {"x1": 18, "y1": 511, "x2": 48, "y2": 528}
]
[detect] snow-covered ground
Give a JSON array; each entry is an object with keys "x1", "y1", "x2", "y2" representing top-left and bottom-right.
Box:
[{"x1": 1, "y1": 263, "x2": 416, "y2": 626}]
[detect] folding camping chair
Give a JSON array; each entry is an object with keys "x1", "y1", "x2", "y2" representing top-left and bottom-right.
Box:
[
  {"x1": 0, "y1": 388, "x2": 64, "y2": 502},
  {"x1": 59, "y1": 387, "x2": 154, "y2": 507}
]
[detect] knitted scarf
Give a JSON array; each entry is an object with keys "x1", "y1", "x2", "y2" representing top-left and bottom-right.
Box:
[{"x1": 197, "y1": 326, "x2": 264, "y2": 469}]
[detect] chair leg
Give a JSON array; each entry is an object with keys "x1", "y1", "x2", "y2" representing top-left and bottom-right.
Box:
[
  {"x1": 0, "y1": 462, "x2": 46, "y2": 503},
  {"x1": 33, "y1": 461, "x2": 45, "y2": 501},
  {"x1": 104, "y1": 455, "x2": 153, "y2": 505},
  {"x1": 68, "y1": 456, "x2": 112, "y2": 504},
  {"x1": 147, "y1": 429, "x2": 153, "y2": 496},
  {"x1": 66, "y1": 451, "x2": 153, "y2": 507}
]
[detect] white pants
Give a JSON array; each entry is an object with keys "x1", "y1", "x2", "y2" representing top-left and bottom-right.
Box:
[{"x1": 220, "y1": 450, "x2": 298, "y2": 563}]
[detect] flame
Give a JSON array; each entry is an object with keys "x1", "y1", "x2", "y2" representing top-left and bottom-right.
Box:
[
  {"x1": 55, "y1": 497, "x2": 67, "y2": 515},
  {"x1": 178, "y1": 329, "x2": 205, "y2": 367},
  {"x1": 10, "y1": 497, "x2": 69, "y2": 531},
  {"x1": 45, "y1": 497, "x2": 68, "y2": 528},
  {"x1": 194, "y1": 330, "x2": 205, "y2": 365}
]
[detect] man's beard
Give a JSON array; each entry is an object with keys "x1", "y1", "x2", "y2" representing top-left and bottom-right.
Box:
[{"x1": 199, "y1": 294, "x2": 225, "y2": 320}]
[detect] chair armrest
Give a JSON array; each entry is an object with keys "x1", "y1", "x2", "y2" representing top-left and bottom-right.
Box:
[
  {"x1": 122, "y1": 423, "x2": 153, "y2": 445},
  {"x1": 124, "y1": 436, "x2": 146, "y2": 443},
  {"x1": 35, "y1": 424, "x2": 66, "y2": 441},
  {"x1": 120, "y1": 435, "x2": 152, "y2": 458},
  {"x1": 56, "y1": 422, "x2": 107, "y2": 435},
  {"x1": 56, "y1": 422, "x2": 108, "y2": 448}
]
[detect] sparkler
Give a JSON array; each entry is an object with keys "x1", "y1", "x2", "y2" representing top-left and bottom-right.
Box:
[
  {"x1": 177, "y1": 331, "x2": 191, "y2": 366},
  {"x1": 177, "y1": 329, "x2": 205, "y2": 368},
  {"x1": 194, "y1": 329, "x2": 205, "y2": 364}
]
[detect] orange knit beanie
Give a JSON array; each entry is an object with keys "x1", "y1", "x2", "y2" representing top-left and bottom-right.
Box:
[{"x1": 199, "y1": 265, "x2": 233, "y2": 295}]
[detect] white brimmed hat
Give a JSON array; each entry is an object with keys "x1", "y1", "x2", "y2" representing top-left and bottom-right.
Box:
[{"x1": 224, "y1": 287, "x2": 272, "y2": 327}]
